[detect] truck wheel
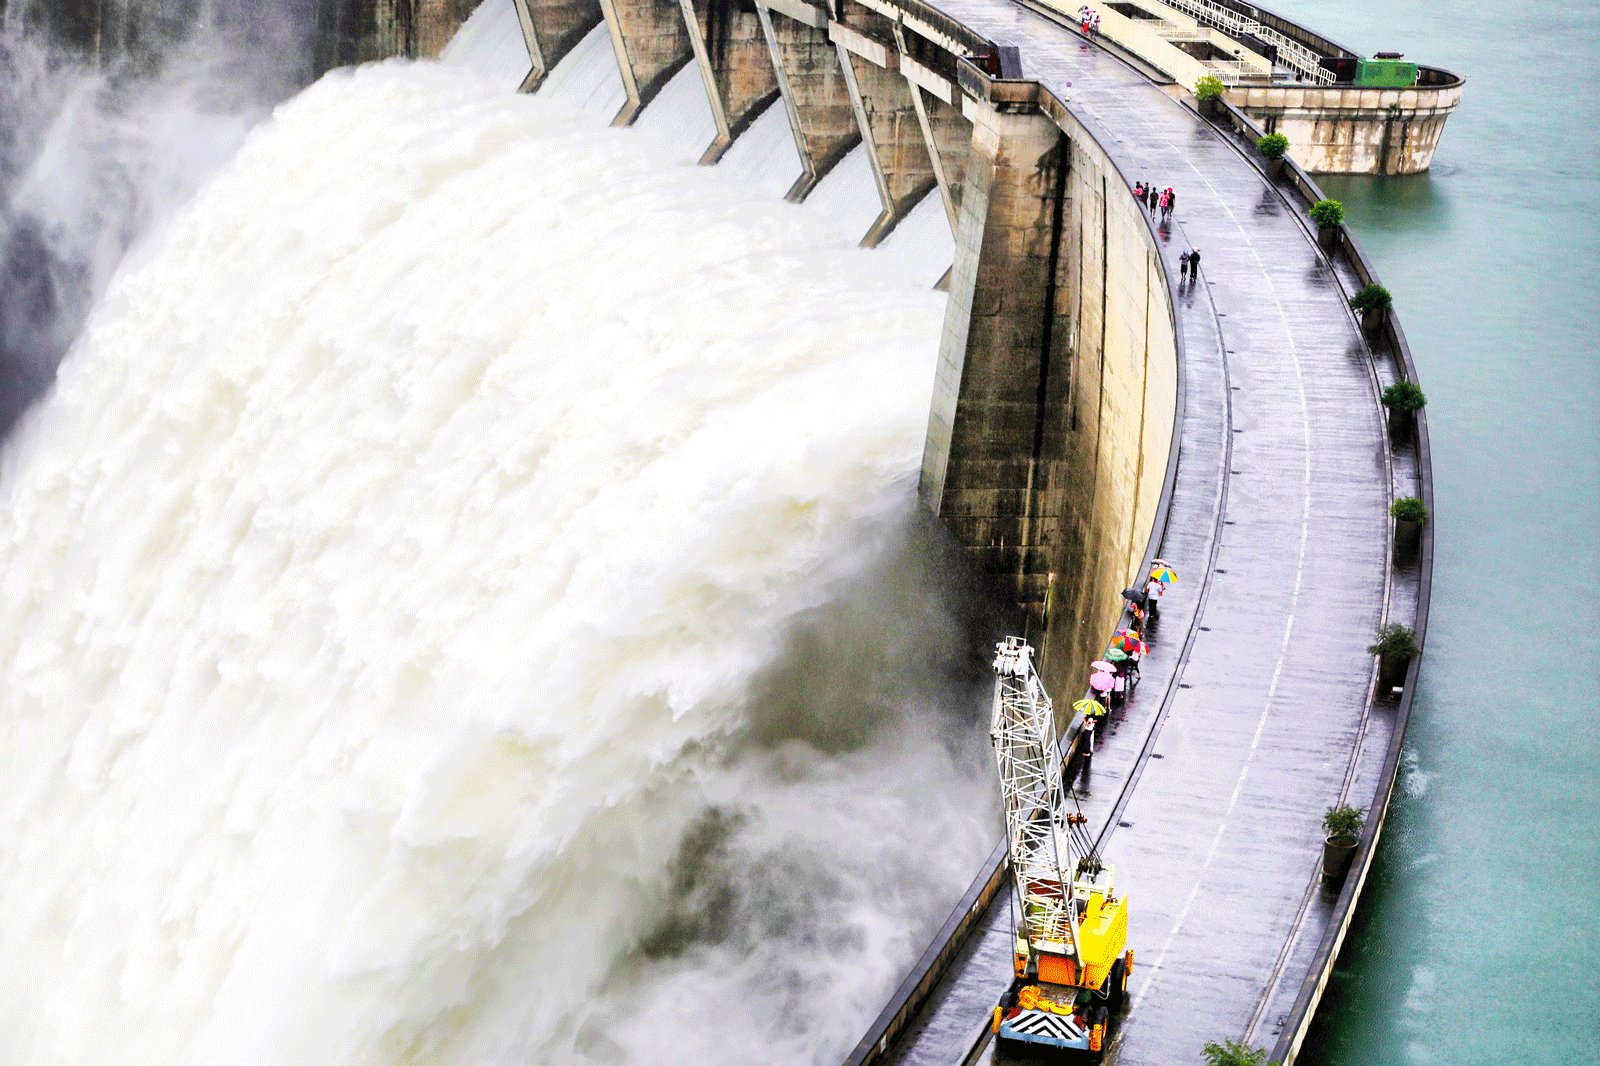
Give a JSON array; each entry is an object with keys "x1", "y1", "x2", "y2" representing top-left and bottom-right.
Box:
[{"x1": 1104, "y1": 958, "x2": 1125, "y2": 1014}]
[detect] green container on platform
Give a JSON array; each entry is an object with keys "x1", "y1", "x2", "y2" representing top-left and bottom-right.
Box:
[{"x1": 1354, "y1": 58, "x2": 1419, "y2": 88}]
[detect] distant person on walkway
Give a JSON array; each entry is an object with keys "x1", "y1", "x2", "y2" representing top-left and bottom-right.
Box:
[
  {"x1": 1134, "y1": 180, "x2": 1146, "y2": 202},
  {"x1": 1166, "y1": 186, "x2": 1177, "y2": 215},
  {"x1": 1159, "y1": 188, "x2": 1172, "y2": 222},
  {"x1": 1091, "y1": 12, "x2": 1100, "y2": 37},
  {"x1": 1188, "y1": 246, "x2": 1201, "y2": 280},
  {"x1": 1146, "y1": 185, "x2": 1158, "y2": 214},
  {"x1": 1179, "y1": 249, "x2": 1192, "y2": 281},
  {"x1": 1144, "y1": 575, "x2": 1164, "y2": 618}
]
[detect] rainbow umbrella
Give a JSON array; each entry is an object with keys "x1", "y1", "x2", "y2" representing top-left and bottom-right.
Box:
[
  {"x1": 1150, "y1": 565, "x2": 1178, "y2": 585},
  {"x1": 1109, "y1": 632, "x2": 1148, "y2": 655},
  {"x1": 1074, "y1": 698, "x2": 1107, "y2": 718}
]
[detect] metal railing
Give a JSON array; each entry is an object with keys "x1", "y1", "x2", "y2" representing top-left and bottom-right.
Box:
[{"x1": 1159, "y1": 0, "x2": 1333, "y2": 83}]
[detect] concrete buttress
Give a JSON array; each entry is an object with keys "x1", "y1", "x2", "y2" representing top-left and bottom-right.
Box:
[
  {"x1": 599, "y1": 0, "x2": 695, "y2": 125},
  {"x1": 755, "y1": 0, "x2": 861, "y2": 201},
  {"x1": 921, "y1": 101, "x2": 1068, "y2": 613},
  {"x1": 514, "y1": 0, "x2": 605, "y2": 90},
  {"x1": 910, "y1": 87, "x2": 971, "y2": 233},
  {"x1": 836, "y1": 45, "x2": 937, "y2": 246},
  {"x1": 680, "y1": 0, "x2": 782, "y2": 163}
]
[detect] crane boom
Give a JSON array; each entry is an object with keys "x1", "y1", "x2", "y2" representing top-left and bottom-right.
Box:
[{"x1": 990, "y1": 637, "x2": 1081, "y2": 963}]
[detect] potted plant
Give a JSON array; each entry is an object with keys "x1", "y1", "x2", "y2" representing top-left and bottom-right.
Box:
[
  {"x1": 1390, "y1": 495, "x2": 1428, "y2": 561},
  {"x1": 1349, "y1": 282, "x2": 1393, "y2": 336},
  {"x1": 1367, "y1": 622, "x2": 1420, "y2": 694},
  {"x1": 1195, "y1": 75, "x2": 1226, "y2": 117},
  {"x1": 1202, "y1": 1039, "x2": 1279, "y2": 1066},
  {"x1": 1255, "y1": 132, "x2": 1289, "y2": 180},
  {"x1": 1381, "y1": 378, "x2": 1427, "y2": 441},
  {"x1": 1309, "y1": 197, "x2": 1345, "y2": 252},
  {"x1": 1321, "y1": 805, "x2": 1365, "y2": 883}
]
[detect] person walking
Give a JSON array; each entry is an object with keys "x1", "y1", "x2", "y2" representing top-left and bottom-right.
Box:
[
  {"x1": 1134, "y1": 180, "x2": 1146, "y2": 202},
  {"x1": 1146, "y1": 184, "x2": 1158, "y2": 214},
  {"x1": 1179, "y1": 249, "x2": 1192, "y2": 282},
  {"x1": 1188, "y1": 246, "x2": 1201, "y2": 280},
  {"x1": 1166, "y1": 186, "x2": 1177, "y2": 215},
  {"x1": 1090, "y1": 11, "x2": 1100, "y2": 38},
  {"x1": 1159, "y1": 187, "x2": 1172, "y2": 222}
]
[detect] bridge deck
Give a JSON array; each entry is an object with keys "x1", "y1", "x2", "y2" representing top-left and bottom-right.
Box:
[{"x1": 884, "y1": 5, "x2": 1395, "y2": 1064}]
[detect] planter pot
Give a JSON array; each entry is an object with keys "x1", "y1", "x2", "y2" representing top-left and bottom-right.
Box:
[
  {"x1": 1376, "y1": 651, "x2": 1412, "y2": 695},
  {"x1": 1360, "y1": 305, "x2": 1389, "y2": 337},
  {"x1": 1200, "y1": 96, "x2": 1220, "y2": 118},
  {"x1": 1386, "y1": 405, "x2": 1415, "y2": 443},
  {"x1": 1322, "y1": 837, "x2": 1358, "y2": 883},
  {"x1": 1317, "y1": 222, "x2": 1341, "y2": 253},
  {"x1": 1265, "y1": 155, "x2": 1287, "y2": 181},
  {"x1": 1393, "y1": 517, "x2": 1422, "y2": 563}
]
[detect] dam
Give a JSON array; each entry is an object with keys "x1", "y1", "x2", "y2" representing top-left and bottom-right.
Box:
[{"x1": 0, "y1": 0, "x2": 1431, "y2": 1062}]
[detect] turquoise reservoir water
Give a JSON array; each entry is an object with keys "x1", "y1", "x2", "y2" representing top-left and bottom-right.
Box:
[{"x1": 1261, "y1": 0, "x2": 1600, "y2": 1062}]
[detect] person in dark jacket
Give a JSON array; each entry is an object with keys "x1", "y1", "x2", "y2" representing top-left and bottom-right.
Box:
[
  {"x1": 1188, "y1": 247, "x2": 1202, "y2": 280},
  {"x1": 1146, "y1": 185, "x2": 1159, "y2": 213}
]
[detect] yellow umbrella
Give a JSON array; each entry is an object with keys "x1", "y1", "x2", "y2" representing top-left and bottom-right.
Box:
[{"x1": 1074, "y1": 698, "x2": 1107, "y2": 718}]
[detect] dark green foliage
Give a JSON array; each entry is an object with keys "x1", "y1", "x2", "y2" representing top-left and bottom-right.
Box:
[
  {"x1": 1350, "y1": 283, "x2": 1393, "y2": 312},
  {"x1": 1323, "y1": 805, "x2": 1366, "y2": 847},
  {"x1": 1202, "y1": 1041, "x2": 1279, "y2": 1066},
  {"x1": 1390, "y1": 496, "x2": 1429, "y2": 523},
  {"x1": 1367, "y1": 622, "x2": 1420, "y2": 660},
  {"x1": 1310, "y1": 198, "x2": 1346, "y2": 227},
  {"x1": 1382, "y1": 379, "x2": 1427, "y2": 411},
  {"x1": 1255, "y1": 132, "x2": 1289, "y2": 159}
]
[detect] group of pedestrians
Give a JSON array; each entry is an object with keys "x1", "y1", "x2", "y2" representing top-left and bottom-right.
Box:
[
  {"x1": 1132, "y1": 180, "x2": 1177, "y2": 224},
  {"x1": 1076, "y1": 5, "x2": 1100, "y2": 37}
]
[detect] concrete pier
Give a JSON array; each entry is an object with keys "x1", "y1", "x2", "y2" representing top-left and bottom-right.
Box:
[
  {"x1": 513, "y1": 0, "x2": 605, "y2": 88},
  {"x1": 833, "y1": 23, "x2": 938, "y2": 245},
  {"x1": 756, "y1": 0, "x2": 863, "y2": 200},
  {"x1": 680, "y1": 0, "x2": 781, "y2": 162},
  {"x1": 599, "y1": 0, "x2": 695, "y2": 124}
]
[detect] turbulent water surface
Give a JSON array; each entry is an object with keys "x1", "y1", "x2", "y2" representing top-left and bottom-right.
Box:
[{"x1": 0, "y1": 40, "x2": 994, "y2": 1066}]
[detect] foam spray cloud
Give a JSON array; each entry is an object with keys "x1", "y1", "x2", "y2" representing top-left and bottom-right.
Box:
[{"x1": 0, "y1": 57, "x2": 996, "y2": 1065}]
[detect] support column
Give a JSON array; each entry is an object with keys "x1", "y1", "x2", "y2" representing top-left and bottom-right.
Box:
[
  {"x1": 756, "y1": 0, "x2": 861, "y2": 201},
  {"x1": 681, "y1": 0, "x2": 782, "y2": 163},
  {"x1": 514, "y1": 0, "x2": 605, "y2": 91},
  {"x1": 921, "y1": 96, "x2": 1070, "y2": 613},
  {"x1": 599, "y1": 0, "x2": 695, "y2": 126},
  {"x1": 835, "y1": 36, "x2": 937, "y2": 247},
  {"x1": 910, "y1": 87, "x2": 971, "y2": 233}
]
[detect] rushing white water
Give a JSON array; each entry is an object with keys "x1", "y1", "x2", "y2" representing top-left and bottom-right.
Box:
[{"x1": 0, "y1": 48, "x2": 993, "y2": 1066}]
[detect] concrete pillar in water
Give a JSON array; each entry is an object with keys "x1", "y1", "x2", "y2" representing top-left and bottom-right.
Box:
[
  {"x1": 832, "y1": 24, "x2": 936, "y2": 247},
  {"x1": 599, "y1": 0, "x2": 695, "y2": 125},
  {"x1": 921, "y1": 88, "x2": 1069, "y2": 617},
  {"x1": 514, "y1": 0, "x2": 605, "y2": 90},
  {"x1": 754, "y1": 0, "x2": 861, "y2": 202},
  {"x1": 680, "y1": 0, "x2": 781, "y2": 163}
]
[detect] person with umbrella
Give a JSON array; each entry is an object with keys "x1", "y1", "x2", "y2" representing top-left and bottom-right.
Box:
[{"x1": 1074, "y1": 697, "x2": 1108, "y2": 752}]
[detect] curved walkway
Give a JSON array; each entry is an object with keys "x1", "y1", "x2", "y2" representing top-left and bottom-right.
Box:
[{"x1": 882, "y1": 5, "x2": 1394, "y2": 1063}]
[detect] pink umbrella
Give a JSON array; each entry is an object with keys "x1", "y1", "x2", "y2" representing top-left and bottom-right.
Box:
[
  {"x1": 1090, "y1": 659, "x2": 1116, "y2": 673},
  {"x1": 1089, "y1": 672, "x2": 1115, "y2": 694}
]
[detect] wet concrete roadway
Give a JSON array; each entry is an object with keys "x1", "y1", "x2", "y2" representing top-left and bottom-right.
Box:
[{"x1": 881, "y1": 5, "x2": 1400, "y2": 1064}]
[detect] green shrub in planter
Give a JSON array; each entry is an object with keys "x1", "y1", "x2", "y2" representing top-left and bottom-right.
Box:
[
  {"x1": 1390, "y1": 496, "x2": 1429, "y2": 523},
  {"x1": 1195, "y1": 75, "x2": 1226, "y2": 102},
  {"x1": 1323, "y1": 805, "x2": 1365, "y2": 847},
  {"x1": 1255, "y1": 132, "x2": 1289, "y2": 160},
  {"x1": 1350, "y1": 282, "x2": 1392, "y2": 312},
  {"x1": 1202, "y1": 1041, "x2": 1278, "y2": 1066},
  {"x1": 1310, "y1": 198, "x2": 1346, "y2": 227},
  {"x1": 1382, "y1": 380, "x2": 1427, "y2": 412},
  {"x1": 1368, "y1": 622, "x2": 1420, "y2": 660}
]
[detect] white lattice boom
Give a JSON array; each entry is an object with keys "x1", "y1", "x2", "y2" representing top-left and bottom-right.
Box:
[{"x1": 990, "y1": 637, "x2": 1080, "y2": 960}]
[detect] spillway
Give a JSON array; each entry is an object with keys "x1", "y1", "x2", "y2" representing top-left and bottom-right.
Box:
[{"x1": 0, "y1": 26, "x2": 995, "y2": 1066}]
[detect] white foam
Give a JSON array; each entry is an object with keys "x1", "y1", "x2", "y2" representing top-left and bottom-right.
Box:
[
  {"x1": 0, "y1": 59, "x2": 988, "y2": 1066},
  {"x1": 440, "y1": 0, "x2": 534, "y2": 91}
]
